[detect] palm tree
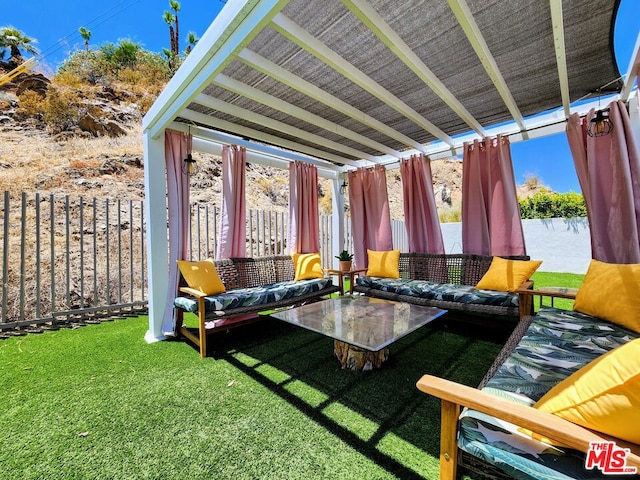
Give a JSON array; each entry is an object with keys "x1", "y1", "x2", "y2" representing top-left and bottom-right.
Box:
[
  {"x1": 163, "y1": 11, "x2": 176, "y2": 56},
  {"x1": 169, "y1": 1, "x2": 181, "y2": 56},
  {"x1": 79, "y1": 27, "x2": 91, "y2": 52},
  {"x1": 185, "y1": 31, "x2": 199, "y2": 55},
  {"x1": 0, "y1": 26, "x2": 38, "y2": 66}
]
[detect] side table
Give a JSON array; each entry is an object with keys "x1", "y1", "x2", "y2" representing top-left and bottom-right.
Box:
[
  {"x1": 516, "y1": 286, "x2": 579, "y2": 315},
  {"x1": 325, "y1": 268, "x2": 367, "y2": 295}
]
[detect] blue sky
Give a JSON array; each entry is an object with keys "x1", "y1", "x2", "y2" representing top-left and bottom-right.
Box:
[
  {"x1": 3, "y1": 0, "x2": 226, "y2": 67},
  {"x1": 3, "y1": 0, "x2": 639, "y2": 193}
]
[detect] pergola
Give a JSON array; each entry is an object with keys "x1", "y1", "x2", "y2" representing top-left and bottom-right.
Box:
[{"x1": 142, "y1": 0, "x2": 640, "y2": 342}]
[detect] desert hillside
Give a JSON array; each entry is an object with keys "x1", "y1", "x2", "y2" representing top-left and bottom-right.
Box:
[{"x1": 0, "y1": 70, "x2": 544, "y2": 219}]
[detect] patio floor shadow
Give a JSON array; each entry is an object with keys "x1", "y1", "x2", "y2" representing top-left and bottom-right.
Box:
[{"x1": 204, "y1": 317, "x2": 502, "y2": 479}]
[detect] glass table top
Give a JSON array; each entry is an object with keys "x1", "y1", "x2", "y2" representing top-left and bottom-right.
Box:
[{"x1": 270, "y1": 296, "x2": 446, "y2": 352}]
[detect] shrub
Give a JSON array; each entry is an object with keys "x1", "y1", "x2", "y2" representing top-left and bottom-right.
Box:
[
  {"x1": 54, "y1": 70, "x2": 87, "y2": 88},
  {"x1": 518, "y1": 189, "x2": 586, "y2": 219},
  {"x1": 58, "y1": 46, "x2": 170, "y2": 93},
  {"x1": 439, "y1": 206, "x2": 461, "y2": 223},
  {"x1": 17, "y1": 90, "x2": 45, "y2": 118},
  {"x1": 127, "y1": 50, "x2": 171, "y2": 85},
  {"x1": 58, "y1": 51, "x2": 108, "y2": 85},
  {"x1": 318, "y1": 187, "x2": 332, "y2": 214},
  {"x1": 42, "y1": 87, "x2": 86, "y2": 133},
  {"x1": 99, "y1": 39, "x2": 141, "y2": 71},
  {"x1": 136, "y1": 94, "x2": 157, "y2": 116}
]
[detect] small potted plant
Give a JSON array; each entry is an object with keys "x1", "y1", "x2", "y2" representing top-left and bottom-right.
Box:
[{"x1": 335, "y1": 250, "x2": 353, "y2": 272}]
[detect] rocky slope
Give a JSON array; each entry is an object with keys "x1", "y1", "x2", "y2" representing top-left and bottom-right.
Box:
[{"x1": 0, "y1": 70, "x2": 544, "y2": 218}]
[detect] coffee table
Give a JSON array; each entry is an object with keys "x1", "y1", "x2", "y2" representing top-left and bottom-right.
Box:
[{"x1": 270, "y1": 296, "x2": 446, "y2": 371}]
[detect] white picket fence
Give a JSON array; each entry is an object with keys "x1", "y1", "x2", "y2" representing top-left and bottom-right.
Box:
[
  {"x1": 2, "y1": 189, "x2": 589, "y2": 331},
  {"x1": 0, "y1": 193, "x2": 381, "y2": 329}
]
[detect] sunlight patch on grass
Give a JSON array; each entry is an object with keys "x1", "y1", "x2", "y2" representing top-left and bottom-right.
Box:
[
  {"x1": 232, "y1": 352, "x2": 261, "y2": 368},
  {"x1": 283, "y1": 379, "x2": 329, "y2": 408},
  {"x1": 322, "y1": 402, "x2": 379, "y2": 442},
  {"x1": 376, "y1": 431, "x2": 438, "y2": 479},
  {"x1": 254, "y1": 363, "x2": 291, "y2": 384},
  {"x1": 0, "y1": 315, "x2": 498, "y2": 479}
]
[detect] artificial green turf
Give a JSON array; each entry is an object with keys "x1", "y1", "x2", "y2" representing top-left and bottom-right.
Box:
[{"x1": 0, "y1": 315, "x2": 502, "y2": 480}]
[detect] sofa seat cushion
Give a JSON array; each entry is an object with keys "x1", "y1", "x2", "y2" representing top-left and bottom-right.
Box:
[
  {"x1": 458, "y1": 307, "x2": 640, "y2": 479},
  {"x1": 356, "y1": 276, "x2": 518, "y2": 308},
  {"x1": 175, "y1": 278, "x2": 334, "y2": 314}
]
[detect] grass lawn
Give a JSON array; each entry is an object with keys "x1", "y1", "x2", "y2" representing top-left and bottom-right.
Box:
[
  {"x1": 0, "y1": 313, "x2": 503, "y2": 480},
  {"x1": 531, "y1": 270, "x2": 585, "y2": 311},
  {"x1": 0, "y1": 271, "x2": 584, "y2": 479}
]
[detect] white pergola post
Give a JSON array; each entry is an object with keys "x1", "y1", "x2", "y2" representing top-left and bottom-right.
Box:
[
  {"x1": 143, "y1": 131, "x2": 170, "y2": 343},
  {"x1": 331, "y1": 176, "x2": 346, "y2": 270}
]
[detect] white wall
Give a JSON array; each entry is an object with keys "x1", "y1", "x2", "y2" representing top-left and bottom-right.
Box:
[{"x1": 440, "y1": 217, "x2": 591, "y2": 274}]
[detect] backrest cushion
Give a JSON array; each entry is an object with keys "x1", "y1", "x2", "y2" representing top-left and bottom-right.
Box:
[
  {"x1": 177, "y1": 258, "x2": 226, "y2": 295},
  {"x1": 475, "y1": 256, "x2": 542, "y2": 292},
  {"x1": 573, "y1": 259, "x2": 640, "y2": 333},
  {"x1": 366, "y1": 249, "x2": 400, "y2": 278},
  {"x1": 527, "y1": 337, "x2": 640, "y2": 445},
  {"x1": 291, "y1": 252, "x2": 324, "y2": 281}
]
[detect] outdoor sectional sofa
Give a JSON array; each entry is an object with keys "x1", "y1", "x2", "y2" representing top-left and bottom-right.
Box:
[
  {"x1": 353, "y1": 253, "x2": 534, "y2": 324},
  {"x1": 418, "y1": 303, "x2": 640, "y2": 478},
  {"x1": 174, "y1": 255, "x2": 339, "y2": 358}
]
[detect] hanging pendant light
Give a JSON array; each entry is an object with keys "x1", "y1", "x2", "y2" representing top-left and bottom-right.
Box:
[
  {"x1": 587, "y1": 89, "x2": 614, "y2": 137},
  {"x1": 182, "y1": 125, "x2": 198, "y2": 175},
  {"x1": 587, "y1": 109, "x2": 614, "y2": 137},
  {"x1": 340, "y1": 179, "x2": 348, "y2": 196},
  {"x1": 182, "y1": 153, "x2": 198, "y2": 176}
]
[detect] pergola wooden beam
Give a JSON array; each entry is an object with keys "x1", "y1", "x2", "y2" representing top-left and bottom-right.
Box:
[
  {"x1": 212, "y1": 73, "x2": 402, "y2": 159},
  {"x1": 447, "y1": 0, "x2": 527, "y2": 135},
  {"x1": 194, "y1": 93, "x2": 375, "y2": 163},
  {"x1": 180, "y1": 108, "x2": 362, "y2": 167},
  {"x1": 237, "y1": 49, "x2": 427, "y2": 153},
  {"x1": 343, "y1": 0, "x2": 486, "y2": 137},
  {"x1": 271, "y1": 13, "x2": 455, "y2": 147},
  {"x1": 550, "y1": 0, "x2": 571, "y2": 118}
]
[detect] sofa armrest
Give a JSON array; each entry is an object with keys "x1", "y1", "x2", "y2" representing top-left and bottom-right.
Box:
[
  {"x1": 517, "y1": 280, "x2": 534, "y2": 319},
  {"x1": 178, "y1": 286, "x2": 207, "y2": 298},
  {"x1": 519, "y1": 280, "x2": 534, "y2": 290},
  {"x1": 416, "y1": 374, "x2": 640, "y2": 479}
]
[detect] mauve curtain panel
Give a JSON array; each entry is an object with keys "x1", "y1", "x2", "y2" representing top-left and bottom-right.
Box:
[
  {"x1": 217, "y1": 145, "x2": 246, "y2": 259},
  {"x1": 462, "y1": 135, "x2": 526, "y2": 256},
  {"x1": 400, "y1": 154, "x2": 445, "y2": 254},
  {"x1": 163, "y1": 129, "x2": 191, "y2": 335},
  {"x1": 567, "y1": 100, "x2": 640, "y2": 263},
  {"x1": 348, "y1": 164, "x2": 393, "y2": 269},
  {"x1": 288, "y1": 161, "x2": 320, "y2": 253}
]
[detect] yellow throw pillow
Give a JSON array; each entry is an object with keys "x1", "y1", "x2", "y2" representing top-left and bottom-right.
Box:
[
  {"x1": 475, "y1": 257, "x2": 542, "y2": 292},
  {"x1": 366, "y1": 249, "x2": 400, "y2": 279},
  {"x1": 573, "y1": 259, "x2": 640, "y2": 333},
  {"x1": 527, "y1": 338, "x2": 640, "y2": 445},
  {"x1": 176, "y1": 258, "x2": 226, "y2": 295},
  {"x1": 291, "y1": 252, "x2": 324, "y2": 281}
]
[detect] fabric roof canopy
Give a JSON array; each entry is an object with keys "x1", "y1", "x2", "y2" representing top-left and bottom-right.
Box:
[{"x1": 144, "y1": 0, "x2": 634, "y2": 172}]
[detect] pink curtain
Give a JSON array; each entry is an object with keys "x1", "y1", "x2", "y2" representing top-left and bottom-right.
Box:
[
  {"x1": 288, "y1": 161, "x2": 320, "y2": 253},
  {"x1": 462, "y1": 135, "x2": 526, "y2": 256},
  {"x1": 163, "y1": 129, "x2": 191, "y2": 334},
  {"x1": 566, "y1": 100, "x2": 640, "y2": 263},
  {"x1": 400, "y1": 154, "x2": 445, "y2": 253},
  {"x1": 217, "y1": 145, "x2": 246, "y2": 258},
  {"x1": 348, "y1": 165, "x2": 393, "y2": 268}
]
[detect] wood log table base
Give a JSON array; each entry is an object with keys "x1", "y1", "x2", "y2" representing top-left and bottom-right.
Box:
[{"x1": 334, "y1": 340, "x2": 389, "y2": 371}]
